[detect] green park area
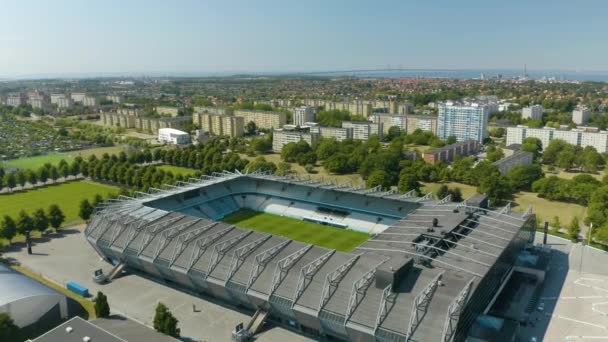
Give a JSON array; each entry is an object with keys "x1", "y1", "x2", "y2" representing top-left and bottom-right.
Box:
[
  {"x1": 1, "y1": 154, "x2": 74, "y2": 170},
  {"x1": 157, "y1": 165, "x2": 197, "y2": 177},
  {"x1": 0, "y1": 181, "x2": 118, "y2": 226},
  {"x1": 222, "y1": 210, "x2": 370, "y2": 252}
]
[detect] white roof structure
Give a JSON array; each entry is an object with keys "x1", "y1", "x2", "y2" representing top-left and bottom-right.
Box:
[
  {"x1": 0, "y1": 263, "x2": 67, "y2": 327},
  {"x1": 158, "y1": 127, "x2": 188, "y2": 135}
]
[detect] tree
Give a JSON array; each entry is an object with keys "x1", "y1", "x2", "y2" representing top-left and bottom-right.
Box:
[
  {"x1": 0, "y1": 216, "x2": 17, "y2": 244},
  {"x1": 46, "y1": 205, "x2": 65, "y2": 232},
  {"x1": 366, "y1": 170, "x2": 391, "y2": 190},
  {"x1": 94, "y1": 291, "x2": 111, "y2": 318},
  {"x1": 521, "y1": 137, "x2": 543, "y2": 160},
  {"x1": 0, "y1": 313, "x2": 19, "y2": 341},
  {"x1": 446, "y1": 136, "x2": 458, "y2": 144},
  {"x1": 398, "y1": 172, "x2": 421, "y2": 194},
  {"x1": 32, "y1": 208, "x2": 49, "y2": 233},
  {"x1": 568, "y1": 216, "x2": 581, "y2": 241},
  {"x1": 79, "y1": 199, "x2": 94, "y2": 221},
  {"x1": 478, "y1": 175, "x2": 512, "y2": 205},
  {"x1": 450, "y1": 187, "x2": 463, "y2": 202},
  {"x1": 436, "y1": 185, "x2": 450, "y2": 200},
  {"x1": 16, "y1": 210, "x2": 33, "y2": 235},
  {"x1": 92, "y1": 194, "x2": 104, "y2": 208},
  {"x1": 245, "y1": 121, "x2": 257, "y2": 135},
  {"x1": 275, "y1": 162, "x2": 293, "y2": 176},
  {"x1": 153, "y1": 302, "x2": 180, "y2": 338},
  {"x1": 249, "y1": 137, "x2": 272, "y2": 154},
  {"x1": 551, "y1": 216, "x2": 562, "y2": 232},
  {"x1": 3, "y1": 173, "x2": 16, "y2": 192},
  {"x1": 507, "y1": 164, "x2": 544, "y2": 190}
]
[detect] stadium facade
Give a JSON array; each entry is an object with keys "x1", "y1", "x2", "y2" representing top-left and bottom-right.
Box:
[{"x1": 85, "y1": 171, "x2": 535, "y2": 342}]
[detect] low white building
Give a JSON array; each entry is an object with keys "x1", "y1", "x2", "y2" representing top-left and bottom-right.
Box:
[
  {"x1": 506, "y1": 125, "x2": 608, "y2": 152},
  {"x1": 0, "y1": 263, "x2": 68, "y2": 328},
  {"x1": 158, "y1": 128, "x2": 190, "y2": 145}
]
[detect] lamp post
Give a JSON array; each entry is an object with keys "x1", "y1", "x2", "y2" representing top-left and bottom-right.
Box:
[{"x1": 579, "y1": 223, "x2": 593, "y2": 273}]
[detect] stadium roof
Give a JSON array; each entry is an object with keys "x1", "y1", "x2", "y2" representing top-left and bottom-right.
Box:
[{"x1": 85, "y1": 170, "x2": 533, "y2": 341}]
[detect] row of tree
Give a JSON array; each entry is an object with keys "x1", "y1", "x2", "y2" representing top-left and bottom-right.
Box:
[{"x1": 0, "y1": 205, "x2": 65, "y2": 244}]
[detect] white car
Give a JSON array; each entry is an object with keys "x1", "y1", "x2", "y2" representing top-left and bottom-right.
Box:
[
  {"x1": 530, "y1": 337, "x2": 538, "y2": 342},
  {"x1": 537, "y1": 302, "x2": 545, "y2": 312}
]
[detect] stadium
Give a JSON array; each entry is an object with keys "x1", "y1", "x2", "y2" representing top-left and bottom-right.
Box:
[{"x1": 85, "y1": 170, "x2": 536, "y2": 342}]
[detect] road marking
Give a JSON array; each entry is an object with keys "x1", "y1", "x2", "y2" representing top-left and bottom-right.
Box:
[{"x1": 546, "y1": 313, "x2": 607, "y2": 330}]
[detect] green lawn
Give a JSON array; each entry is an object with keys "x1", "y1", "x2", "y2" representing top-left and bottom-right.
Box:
[
  {"x1": 1, "y1": 154, "x2": 74, "y2": 170},
  {"x1": 222, "y1": 210, "x2": 370, "y2": 252},
  {"x1": 0, "y1": 181, "x2": 119, "y2": 225},
  {"x1": 157, "y1": 165, "x2": 197, "y2": 177},
  {"x1": 421, "y1": 182, "x2": 478, "y2": 199},
  {"x1": 68, "y1": 146, "x2": 125, "y2": 159},
  {"x1": 512, "y1": 191, "x2": 587, "y2": 226}
]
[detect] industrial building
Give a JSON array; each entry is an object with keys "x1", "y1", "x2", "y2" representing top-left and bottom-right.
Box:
[
  {"x1": 85, "y1": 171, "x2": 535, "y2": 342},
  {"x1": 158, "y1": 128, "x2": 190, "y2": 145},
  {"x1": 0, "y1": 263, "x2": 68, "y2": 329}
]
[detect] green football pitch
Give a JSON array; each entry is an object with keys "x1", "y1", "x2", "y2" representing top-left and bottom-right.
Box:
[{"x1": 222, "y1": 210, "x2": 370, "y2": 252}]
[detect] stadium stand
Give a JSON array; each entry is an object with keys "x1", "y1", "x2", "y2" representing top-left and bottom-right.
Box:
[{"x1": 86, "y1": 171, "x2": 536, "y2": 342}]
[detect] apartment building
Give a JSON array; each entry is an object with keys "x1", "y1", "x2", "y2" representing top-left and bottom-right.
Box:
[
  {"x1": 493, "y1": 150, "x2": 534, "y2": 175},
  {"x1": 521, "y1": 105, "x2": 543, "y2": 120},
  {"x1": 438, "y1": 101, "x2": 490, "y2": 143},
  {"x1": 370, "y1": 113, "x2": 438, "y2": 135},
  {"x1": 5, "y1": 93, "x2": 26, "y2": 107},
  {"x1": 234, "y1": 109, "x2": 287, "y2": 130},
  {"x1": 101, "y1": 112, "x2": 190, "y2": 133},
  {"x1": 106, "y1": 95, "x2": 123, "y2": 104},
  {"x1": 308, "y1": 124, "x2": 353, "y2": 141},
  {"x1": 272, "y1": 125, "x2": 318, "y2": 152},
  {"x1": 155, "y1": 106, "x2": 179, "y2": 117},
  {"x1": 342, "y1": 121, "x2": 383, "y2": 140},
  {"x1": 423, "y1": 140, "x2": 480, "y2": 164},
  {"x1": 27, "y1": 93, "x2": 51, "y2": 111},
  {"x1": 293, "y1": 106, "x2": 316, "y2": 126},
  {"x1": 194, "y1": 106, "x2": 234, "y2": 116},
  {"x1": 70, "y1": 93, "x2": 86, "y2": 103},
  {"x1": 572, "y1": 107, "x2": 590, "y2": 125},
  {"x1": 193, "y1": 112, "x2": 244, "y2": 137},
  {"x1": 83, "y1": 96, "x2": 97, "y2": 108},
  {"x1": 506, "y1": 125, "x2": 608, "y2": 152}
]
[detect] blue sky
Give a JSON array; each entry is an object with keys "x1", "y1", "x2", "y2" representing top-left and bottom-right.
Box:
[{"x1": 0, "y1": 0, "x2": 606, "y2": 76}]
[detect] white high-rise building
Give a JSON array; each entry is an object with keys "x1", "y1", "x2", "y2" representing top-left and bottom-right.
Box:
[
  {"x1": 572, "y1": 107, "x2": 590, "y2": 125},
  {"x1": 521, "y1": 105, "x2": 543, "y2": 120},
  {"x1": 437, "y1": 102, "x2": 489, "y2": 143},
  {"x1": 293, "y1": 106, "x2": 316, "y2": 126}
]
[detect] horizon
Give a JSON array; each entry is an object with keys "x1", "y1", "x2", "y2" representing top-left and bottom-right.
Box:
[{"x1": 1, "y1": 0, "x2": 607, "y2": 79}]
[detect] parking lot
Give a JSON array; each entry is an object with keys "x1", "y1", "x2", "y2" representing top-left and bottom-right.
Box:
[
  {"x1": 519, "y1": 235, "x2": 608, "y2": 341},
  {"x1": 3, "y1": 227, "x2": 311, "y2": 342}
]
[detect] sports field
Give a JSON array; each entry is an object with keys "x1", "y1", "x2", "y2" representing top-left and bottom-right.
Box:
[
  {"x1": 157, "y1": 165, "x2": 197, "y2": 177},
  {"x1": 222, "y1": 210, "x2": 370, "y2": 252},
  {"x1": 1, "y1": 154, "x2": 74, "y2": 170},
  {"x1": 0, "y1": 181, "x2": 119, "y2": 225}
]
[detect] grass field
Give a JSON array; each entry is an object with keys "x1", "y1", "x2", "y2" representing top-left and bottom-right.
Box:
[
  {"x1": 512, "y1": 191, "x2": 587, "y2": 226},
  {"x1": 157, "y1": 165, "x2": 197, "y2": 177},
  {"x1": 0, "y1": 181, "x2": 119, "y2": 225},
  {"x1": 1, "y1": 154, "x2": 74, "y2": 170},
  {"x1": 222, "y1": 210, "x2": 370, "y2": 252},
  {"x1": 68, "y1": 146, "x2": 125, "y2": 159}
]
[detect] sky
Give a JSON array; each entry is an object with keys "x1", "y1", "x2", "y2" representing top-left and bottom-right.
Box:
[{"x1": 0, "y1": 0, "x2": 607, "y2": 77}]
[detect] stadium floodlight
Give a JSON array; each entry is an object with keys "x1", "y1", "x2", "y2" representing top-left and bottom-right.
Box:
[
  {"x1": 293, "y1": 249, "x2": 335, "y2": 305},
  {"x1": 318, "y1": 255, "x2": 360, "y2": 312},
  {"x1": 406, "y1": 271, "x2": 445, "y2": 339},
  {"x1": 441, "y1": 279, "x2": 474, "y2": 342}
]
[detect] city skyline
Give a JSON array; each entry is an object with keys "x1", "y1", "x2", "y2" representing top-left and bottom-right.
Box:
[{"x1": 1, "y1": 0, "x2": 608, "y2": 78}]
